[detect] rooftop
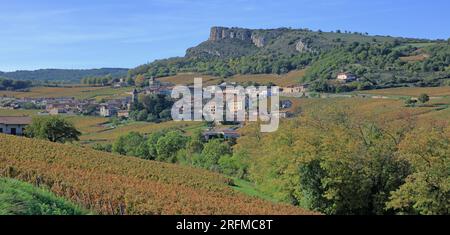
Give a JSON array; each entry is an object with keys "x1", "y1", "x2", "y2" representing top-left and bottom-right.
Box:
[{"x1": 0, "y1": 116, "x2": 32, "y2": 125}]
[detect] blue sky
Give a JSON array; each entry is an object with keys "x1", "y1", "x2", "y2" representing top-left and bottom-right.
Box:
[{"x1": 0, "y1": 0, "x2": 449, "y2": 71}]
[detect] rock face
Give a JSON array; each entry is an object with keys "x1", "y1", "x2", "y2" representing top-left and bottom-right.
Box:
[
  {"x1": 251, "y1": 34, "x2": 266, "y2": 48},
  {"x1": 209, "y1": 27, "x2": 252, "y2": 42},
  {"x1": 187, "y1": 27, "x2": 319, "y2": 59},
  {"x1": 295, "y1": 40, "x2": 311, "y2": 53},
  {"x1": 209, "y1": 26, "x2": 266, "y2": 48}
]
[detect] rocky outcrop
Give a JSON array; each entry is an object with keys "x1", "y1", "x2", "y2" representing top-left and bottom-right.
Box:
[
  {"x1": 295, "y1": 40, "x2": 311, "y2": 53},
  {"x1": 251, "y1": 34, "x2": 266, "y2": 48},
  {"x1": 209, "y1": 27, "x2": 266, "y2": 48},
  {"x1": 209, "y1": 27, "x2": 252, "y2": 42},
  {"x1": 187, "y1": 27, "x2": 317, "y2": 58}
]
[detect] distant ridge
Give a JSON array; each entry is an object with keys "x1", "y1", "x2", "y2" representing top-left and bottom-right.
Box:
[{"x1": 0, "y1": 68, "x2": 128, "y2": 83}]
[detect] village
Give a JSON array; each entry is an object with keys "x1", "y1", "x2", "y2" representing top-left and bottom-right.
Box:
[{"x1": 0, "y1": 72, "x2": 361, "y2": 139}]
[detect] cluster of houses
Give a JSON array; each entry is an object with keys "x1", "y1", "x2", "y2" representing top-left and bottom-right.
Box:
[
  {"x1": 0, "y1": 72, "x2": 358, "y2": 139},
  {"x1": 0, "y1": 77, "x2": 175, "y2": 119}
]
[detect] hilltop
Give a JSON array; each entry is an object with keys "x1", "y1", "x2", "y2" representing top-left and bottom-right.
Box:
[
  {"x1": 186, "y1": 26, "x2": 412, "y2": 58},
  {"x1": 0, "y1": 134, "x2": 316, "y2": 215},
  {"x1": 129, "y1": 27, "x2": 450, "y2": 91}
]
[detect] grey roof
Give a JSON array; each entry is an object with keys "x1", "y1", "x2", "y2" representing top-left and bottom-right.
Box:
[{"x1": 0, "y1": 116, "x2": 32, "y2": 125}]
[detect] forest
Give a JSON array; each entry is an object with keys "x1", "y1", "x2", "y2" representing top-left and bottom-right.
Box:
[
  {"x1": 0, "y1": 68, "x2": 128, "y2": 83},
  {"x1": 0, "y1": 77, "x2": 32, "y2": 91}
]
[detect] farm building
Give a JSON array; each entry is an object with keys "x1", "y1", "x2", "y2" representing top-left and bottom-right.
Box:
[
  {"x1": 0, "y1": 116, "x2": 32, "y2": 136},
  {"x1": 203, "y1": 129, "x2": 240, "y2": 140}
]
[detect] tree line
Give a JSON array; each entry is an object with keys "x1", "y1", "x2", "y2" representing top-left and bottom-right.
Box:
[{"x1": 0, "y1": 77, "x2": 32, "y2": 91}]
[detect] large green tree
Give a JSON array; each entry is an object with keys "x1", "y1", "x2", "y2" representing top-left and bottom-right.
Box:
[
  {"x1": 155, "y1": 131, "x2": 188, "y2": 162},
  {"x1": 387, "y1": 127, "x2": 450, "y2": 215},
  {"x1": 112, "y1": 132, "x2": 148, "y2": 158},
  {"x1": 197, "y1": 139, "x2": 232, "y2": 171},
  {"x1": 25, "y1": 116, "x2": 81, "y2": 143}
]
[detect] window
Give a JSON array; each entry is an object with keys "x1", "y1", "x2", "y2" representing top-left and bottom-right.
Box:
[{"x1": 0, "y1": 128, "x2": 3, "y2": 133}]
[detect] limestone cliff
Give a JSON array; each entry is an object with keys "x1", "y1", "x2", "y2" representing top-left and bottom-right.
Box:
[
  {"x1": 209, "y1": 27, "x2": 267, "y2": 48},
  {"x1": 187, "y1": 26, "x2": 324, "y2": 58},
  {"x1": 209, "y1": 27, "x2": 252, "y2": 42}
]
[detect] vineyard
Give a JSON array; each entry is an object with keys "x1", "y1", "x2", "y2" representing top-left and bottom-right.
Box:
[
  {"x1": 0, "y1": 86, "x2": 130, "y2": 100},
  {"x1": 158, "y1": 69, "x2": 305, "y2": 87},
  {"x1": 355, "y1": 86, "x2": 450, "y2": 97},
  {"x1": 0, "y1": 134, "x2": 316, "y2": 215}
]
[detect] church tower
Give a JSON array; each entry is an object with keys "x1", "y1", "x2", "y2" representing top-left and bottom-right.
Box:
[
  {"x1": 128, "y1": 88, "x2": 139, "y2": 111},
  {"x1": 132, "y1": 88, "x2": 138, "y2": 104}
]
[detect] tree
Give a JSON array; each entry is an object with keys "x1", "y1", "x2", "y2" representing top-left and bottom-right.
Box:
[
  {"x1": 25, "y1": 116, "x2": 81, "y2": 143},
  {"x1": 126, "y1": 77, "x2": 135, "y2": 85},
  {"x1": 146, "y1": 131, "x2": 165, "y2": 160},
  {"x1": 130, "y1": 94, "x2": 174, "y2": 122},
  {"x1": 243, "y1": 108, "x2": 413, "y2": 215},
  {"x1": 112, "y1": 132, "x2": 148, "y2": 158},
  {"x1": 156, "y1": 131, "x2": 188, "y2": 162},
  {"x1": 418, "y1": 93, "x2": 430, "y2": 104},
  {"x1": 387, "y1": 127, "x2": 450, "y2": 215},
  {"x1": 134, "y1": 74, "x2": 147, "y2": 87},
  {"x1": 198, "y1": 139, "x2": 232, "y2": 171},
  {"x1": 405, "y1": 98, "x2": 417, "y2": 107}
]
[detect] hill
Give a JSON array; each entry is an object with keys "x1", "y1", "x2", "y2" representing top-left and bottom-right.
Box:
[
  {"x1": 186, "y1": 26, "x2": 407, "y2": 59},
  {"x1": 0, "y1": 134, "x2": 316, "y2": 215},
  {"x1": 129, "y1": 27, "x2": 450, "y2": 90},
  {"x1": 0, "y1": 177, "x2": 87, "y2": 215},
  {"x1": 0, "y1": 68, "x2": 128, "y2": 83}
]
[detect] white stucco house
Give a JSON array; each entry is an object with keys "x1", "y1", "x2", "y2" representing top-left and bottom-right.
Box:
[
  {"x1": 0, "y1": 116, "x2": 32, "y2": 136},
  {"x1": 99, "y1": 105, "x2": 118, "y2": 117},
  {"x1": 337, "y1": 73, "x2": 357, "y2": 83}
]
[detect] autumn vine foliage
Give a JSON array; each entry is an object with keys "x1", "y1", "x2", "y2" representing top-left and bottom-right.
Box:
[
  {"x1": 234, "y1": 101, "x2": 449, "y2": 215},
  {"x1": 0, "y1": 134, "x2": 316, "y2": 215}
]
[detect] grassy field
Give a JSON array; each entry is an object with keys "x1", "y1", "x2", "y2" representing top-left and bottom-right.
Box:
[
  {"x1": 66, "y1": 116, "x2": 110, "y2": 134},
  {"x1": 399, "y1": 54, "x2": 429, "y2": 62},
  {"x1": 0, "y1": 86, "x2": 131, "y2": 101},
  {"x1": 356, "y1": 86, "x2": 450, "y2": 97},
  {"x1": 0, "y1": 134, "x2": 316, "y2": 215},
  {"x1": 79, "y1": 120, "x2": 207, "y2": 145},
  {"x1": 287, "y1": 94, "x2": 450, "y2": 127},
  {"x1": 159, "y1": 73, "x2": 219, "y2": 86},
  {"x1": 227, "y1": 69, "x2": 306, "y2": 87},
  {"x1": 0, "y1": 109, "x2": 41, "y2": 116},
  {"x1": 158, "y1": 69, "x2": 306, "y2": 87},
  {"x1": 0, "y1": 177, "x2": 88, "y2": 215},
  {"x1": 231, "y1": 178, "x2": 278, "y2": 203}
]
